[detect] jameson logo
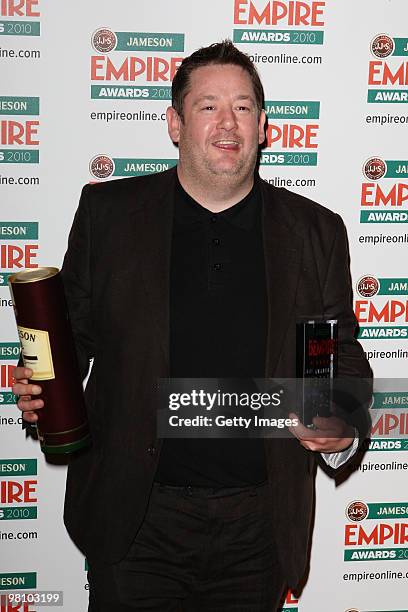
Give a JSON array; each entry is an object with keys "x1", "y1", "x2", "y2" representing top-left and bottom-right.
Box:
[
  {"x1": 371, "y1": 33, "x2": 408, "y2": 59},
  {"x1": 0, "y1": 222, "x2": 38, "y2": 240},
  {"x1": 346, "y1": 500, "x2": 408, "y2": 521},
  {"x1": 92, "y1": 28, "x2": 184, "y2": 53},
  {"x1": 344, "y1": 499, "x2": 408, "y2": 561},
  {"x1": 371, "y1": 34, "x2": 395, "y2": 58},
  {"x1": 368, "y1": 37, "x2": 408, "y2": 102},
  {"x1": 356, "y1": 276, "x2": 408, "y2": 297},
  {"x1": 360, "y1": 157, "x2": 408, "y2": 224},
  {"x1": 363, "y1": 157, "x2": 386, "y2": 181},
  {"x1": 0, "y1": 97, "x2": 39, "y2": 116},
  {"x1": 0, "y1": 460, "x2": 38, "y2": 520},
  {"x1": 89, "y1": 154, "x2": 114, "y2": 179},
  {"x1": 0, "y1": 572, "x2": 36, "y2": 590},
  {"x1": 372, "y1": 391, "x2": 408, "y2": 409},
  {"x1": 90, "y1": 155, "x2": 177, "y2": 179},
  {"x1": 356, "y1": 275, "x2": 379, "y2": 298},
  {"x1": 346, "y1": 501, "x2": 369, "y2": 522},
  {"x1": 261, "y1": 101, "x2": 319, "y2": 166},
  {"x1": 265, "y1": 100, "x2": 320, "y2": 119},
  {"x1": 92, "y1": 27, "x2": 117, "y2": 53},
  {"x1": 233, "y1": 0, "x2": 325, "y2": 45}
]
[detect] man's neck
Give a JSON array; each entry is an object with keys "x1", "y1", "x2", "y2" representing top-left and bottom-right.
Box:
[{"x1": 176, "y1": 166, "x2": 255, "y2": 213}]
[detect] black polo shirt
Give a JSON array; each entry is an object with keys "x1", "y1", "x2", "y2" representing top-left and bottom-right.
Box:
[{"x1": 154, "y1": 177, "x2": 268, "y2": 486}]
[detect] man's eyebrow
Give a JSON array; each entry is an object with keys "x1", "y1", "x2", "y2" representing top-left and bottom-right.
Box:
[
  {"x1": 192, "y1": 95, "x2": 217, "y2": 106},
  {"x1": 192, "y1": 94, "x2": 256, "y2": 106}
]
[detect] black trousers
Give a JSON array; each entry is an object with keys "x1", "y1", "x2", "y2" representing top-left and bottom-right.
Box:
[{"x1": 87, "y1": 481, "x2": 287, "y2": 611}]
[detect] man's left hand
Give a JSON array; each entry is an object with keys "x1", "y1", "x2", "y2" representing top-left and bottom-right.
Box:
[{"x1": 288, "y1": 412, "x2": 355, "y2": 453}]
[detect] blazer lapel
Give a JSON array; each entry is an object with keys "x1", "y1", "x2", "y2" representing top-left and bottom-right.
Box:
[
  {"x1": 261, "y1": 182, "x2": 303, "y2": 376},
  {"x1": 137, "y1": 170, "x2": 176, "y2": 370}
]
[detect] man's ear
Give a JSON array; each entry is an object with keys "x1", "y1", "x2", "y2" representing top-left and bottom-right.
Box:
[
  {"x1": 258, "y1": 109, "x2": 267, "y2": 145},
  {"x1": 166, "y1": 106, "x2": 181, "y2": 144}
]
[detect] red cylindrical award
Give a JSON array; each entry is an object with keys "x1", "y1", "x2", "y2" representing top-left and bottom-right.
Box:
[{"x1": 8, "y1": 267, "x2": 91, "y2": 454}]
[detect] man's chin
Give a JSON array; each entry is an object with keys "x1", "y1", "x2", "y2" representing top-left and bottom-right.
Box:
[{"x1": 206, "y1": 162, "x2": 246, "y2": 178}]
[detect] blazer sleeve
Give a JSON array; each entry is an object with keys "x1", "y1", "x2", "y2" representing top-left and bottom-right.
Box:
[{"x1": 316, "y1": 213, "x2": 373, "y2": 475}]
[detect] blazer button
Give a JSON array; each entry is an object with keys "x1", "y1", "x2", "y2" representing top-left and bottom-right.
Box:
[{"x1": 147, "y1": 446, "x2": 157, "y2": 456}]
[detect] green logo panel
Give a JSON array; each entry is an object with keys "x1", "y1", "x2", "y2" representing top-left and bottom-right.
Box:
[
  {"x1": 0, "y1": 97, "x2": 39, "y2": 115},
  {"x1": 233, "y1": 29, "x2": 324, "y2": 45},
  {"x1": 367, "y1": 89, "x2": 408, "y2": 103},
  {"x1": 368, "y1": 503, "x2": 408, "y2": 519},
  {"x1": 0, "y1": 222, "x2": 38, "y2": 240},
  {"x1": 0, "y1": 459, "x2": 37, "y2": 477},
  {"x1": 379, "y1": 278, "x2": 408, "y2": 295},
  {"x1": 91, "y1": 85, "x2": 171, "y2": 100},
  {"x1": 0, "y1": 392, "x2": 18, "y2": 405},
  {"x1": 261, "y1": 152, "x2": 317, "y2": 166},
  {"x1": 113, "y1": 158, "x2": 177, "y2": 176},
  {"x1": 0, "y1": 273, "x2": 13, "y2": 286},
  {"x1": 372, "y1": 392, "x2": 408, "y2": 409},
  {"x1": 0, "y1": 572, "x2": 37, "y2": 589},
  {"x1": 344, "y1": 547, "x2": 406, "y2": 561},
  {"x1": 265, "y1": 101, "x2": 320, "y2": 119},
  {"x1": 0, "y1": 343, "x2": 20, "y2": 359},
  {"x1": 358, "y1": 326, "x2": 408, "y2": 339},
  {"x1": 368, "y1": 438, "x2": 408, "y2": 451},
  {"x1": 393, "y1": 38, "x2": 408, "y2": 56},
  {"x1": 0, "y1": 506, "x2": 37, "y2": 520},
  {"x1": 0, "y1": 149, "x2": 39, "y2": 164},
  {"x1": 360, "y1": 211, "x2": 408, "y2": 223},
  {"x1": 0, "y1": 21, "x2": 40, "y2": 36},
  {"x1": 115, "y1": 32, "x2": 184, "y2": 52}
]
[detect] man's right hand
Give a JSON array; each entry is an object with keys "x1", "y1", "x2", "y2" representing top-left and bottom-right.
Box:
[{"x1": 12, "y1": 367, "x2": 43, "y2": 423}]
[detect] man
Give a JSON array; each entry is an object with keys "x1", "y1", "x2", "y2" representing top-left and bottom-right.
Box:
[{"x1": 13, "y1": 41, "x2": 371, "y2": 611}]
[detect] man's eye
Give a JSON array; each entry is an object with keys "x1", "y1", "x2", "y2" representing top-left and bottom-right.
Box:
[
  {"x1": 237, "y1": 106, "x2": 250, "y2": 111},
  {"x1": 202, "y1": 105, "x2": 215, "y2": 111}
]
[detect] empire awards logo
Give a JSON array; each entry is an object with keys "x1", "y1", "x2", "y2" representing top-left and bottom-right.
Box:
[
  {"x1": 89, "y1": 155, "x2": 115, "y2": 179},
  {"x1": 363, "y1": 157, "x2": 387, "y2": 181},
  {"x1": 371, "y1": 34, "x2": 395, "y2": 58},
  {"x1": 356, "y1": 275, "x2": 379, "y2": 298},
  {"x1": 346, "y1": 501, "x2": 369, "y2": 522},
  {"x1": 92, "y1": 28, "x2": 117, "y2": 53}
]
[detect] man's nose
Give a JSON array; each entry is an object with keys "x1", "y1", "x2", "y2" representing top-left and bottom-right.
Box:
[{"x1": 217, "y1": 107, "x2": 238, "y2": 130}]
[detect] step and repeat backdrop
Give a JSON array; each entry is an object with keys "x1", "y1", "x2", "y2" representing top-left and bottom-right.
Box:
[{"x1": 1, "y1": 0, "x2": 408, "y2": 610}]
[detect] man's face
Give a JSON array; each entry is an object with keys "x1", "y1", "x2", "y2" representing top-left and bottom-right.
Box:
[{"x1": 167, "y1": 64, "x2": 266, "y2": 183}]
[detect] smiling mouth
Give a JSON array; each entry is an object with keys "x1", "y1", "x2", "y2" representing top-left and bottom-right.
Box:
[{"x1": 212, "y1": 140, "x2": 240, "y2": 150}]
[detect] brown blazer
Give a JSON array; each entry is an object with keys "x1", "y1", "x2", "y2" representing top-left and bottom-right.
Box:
[{"x1": 62, "y1": 167, "x2": 371, "y2": 588}]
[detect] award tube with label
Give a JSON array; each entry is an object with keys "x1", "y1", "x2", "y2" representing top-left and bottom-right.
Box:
[{"x1": 8, "y1": 267, "x2": 91, "y2": 454}]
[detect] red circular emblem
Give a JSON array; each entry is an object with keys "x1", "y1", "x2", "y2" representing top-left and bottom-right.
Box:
[
  {"x1": 357, "y1": 275, "x2": 379, "y2": 298},
  {"x1": 346, "y1": 501, "x2": 368, "y2": 522},
  {"x1": 371, "y1": 34, "x2": 394, "y2": 58},
  {"x1": 89, "y1": 155, "x2": 114, "y2": 179},
  {"x1": 363, "y1": 157, "x2": 387, "y2": 181},
  {"x1": 92, "y1": 28, "x2": 117, "y2": 53}
]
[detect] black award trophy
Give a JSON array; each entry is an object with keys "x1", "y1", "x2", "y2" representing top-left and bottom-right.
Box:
[{"x1": 296, "y1": 319, "x2": 338, "y2": 428}]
